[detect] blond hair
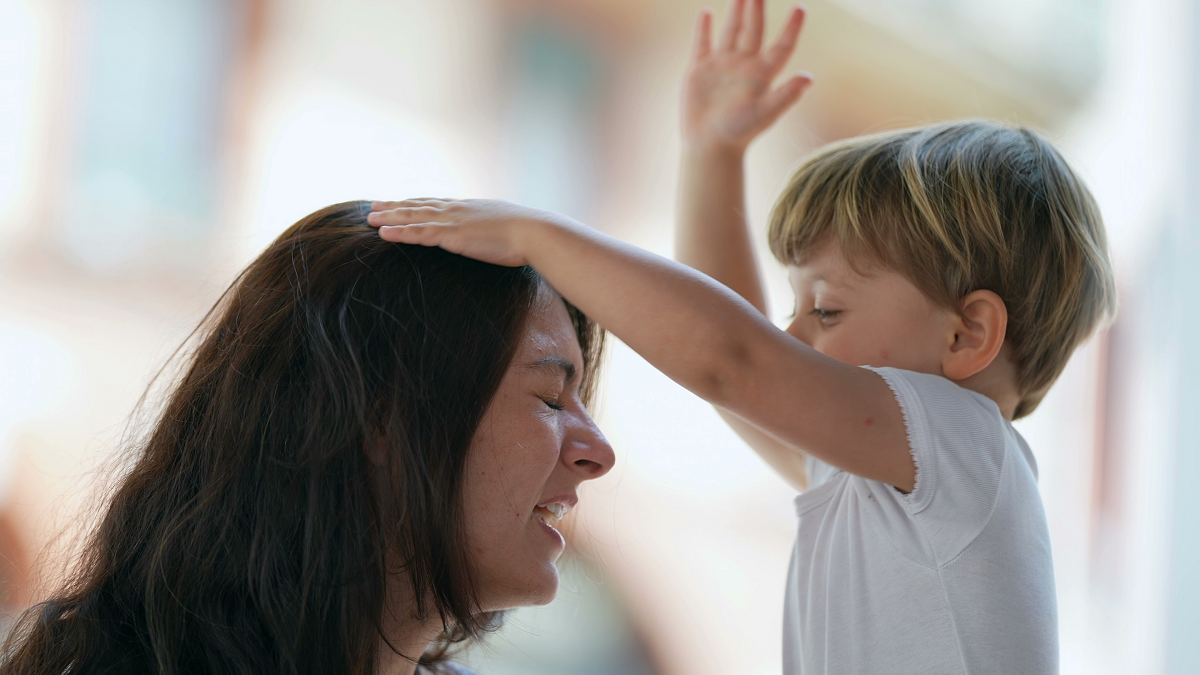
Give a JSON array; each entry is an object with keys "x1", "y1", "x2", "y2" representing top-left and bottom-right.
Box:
[{"x1": 768, "y1": 120, "x2": 1116, "y2": 418}]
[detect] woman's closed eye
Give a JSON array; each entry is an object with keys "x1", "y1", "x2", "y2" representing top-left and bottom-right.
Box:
[
  {"x1": 534, "y1": 383, "x2": 568, "y2": 412},
  {"x1": 526, "y1": 356, "x2": 577, "y2": 414}
]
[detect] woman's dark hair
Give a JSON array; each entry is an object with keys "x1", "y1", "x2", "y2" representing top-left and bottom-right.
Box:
[{"x1": 0, "y1": 200, "x2": 605, "y2": 674}]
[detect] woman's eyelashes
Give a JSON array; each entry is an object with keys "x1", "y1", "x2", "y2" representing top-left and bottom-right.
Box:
[{"x1": 534, "y1": 384, "x2": 568, "y2": 412}]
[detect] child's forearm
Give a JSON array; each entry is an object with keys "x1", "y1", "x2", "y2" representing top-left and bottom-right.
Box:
[
  {"x1": 716, "y1": 407, "x2": 808, "y2": 490},
  {"x1": 520, "y1": 215, "x2": 786, "y2": 407},
  {"x1": 675, "y1": 145, "x2": 768, "y2": 314},
  {"x1": 676, "y1": 145, "x2": 811, "y2": 488}
]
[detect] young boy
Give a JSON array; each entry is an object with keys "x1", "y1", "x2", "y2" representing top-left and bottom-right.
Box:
[{"x1": 369, "y1": 1, "x2": 1116, "y2": 671}]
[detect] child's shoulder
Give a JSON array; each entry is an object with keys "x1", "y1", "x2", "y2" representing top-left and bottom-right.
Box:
[
  {"x1": 867, "y1": 366, "x2": 1006, "y2": 431},
  {"x1": 866, "y1": 366, "x2": 1024, "y2": 508}
]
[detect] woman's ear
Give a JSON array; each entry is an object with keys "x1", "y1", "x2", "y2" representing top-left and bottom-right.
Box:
[{"x1": 942, "y1": 290, "x2": 1008, "y2": 381}]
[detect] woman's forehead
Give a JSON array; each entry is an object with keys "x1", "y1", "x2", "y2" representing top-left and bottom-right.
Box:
[{"x1": 519, "y1": 292, "x2": 582, "y2": 367}]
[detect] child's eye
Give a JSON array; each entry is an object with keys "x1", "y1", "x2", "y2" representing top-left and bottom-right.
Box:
[{"x1": 810, "y1": 308, "x2": 840, "y2": 321}]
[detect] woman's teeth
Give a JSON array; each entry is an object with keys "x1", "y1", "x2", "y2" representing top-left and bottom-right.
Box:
[{"x1": 535, "y1": 502, "x2": 568, "y2": 522}]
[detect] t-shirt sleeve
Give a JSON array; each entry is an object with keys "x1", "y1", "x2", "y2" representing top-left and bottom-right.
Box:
[{"x1": 866, "y1": 366, "x2": 1009, "y2": 565}]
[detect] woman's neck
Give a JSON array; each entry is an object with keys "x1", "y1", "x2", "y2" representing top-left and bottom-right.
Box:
[
  {"x1": 376, "y1": 574, "x2": 444, "y2": 675},
  {"x1": 374, "y1": 617, "x2": 442, "y2": 675}
]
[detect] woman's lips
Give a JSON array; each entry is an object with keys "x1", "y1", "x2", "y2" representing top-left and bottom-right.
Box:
[
  {"x1": 533, "y1": 499, "x2": 573, "y2": 549},
  {"x1": 534, "y1": 509, "x2": 565, "y2": 548}
]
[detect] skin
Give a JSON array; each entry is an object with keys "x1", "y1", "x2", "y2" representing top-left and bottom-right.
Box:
[
  {"x1": 461, "y1": 289, "x2": 614, "y2": 610},
  {"x1": 375, "y1": 289, "x2": 615, "y2": 675}
]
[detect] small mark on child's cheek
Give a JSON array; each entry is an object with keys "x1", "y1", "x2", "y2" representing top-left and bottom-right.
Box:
[
  {"x1": 880, "y1": 349, "x2": 890, "y2": 361},
  {"x1": 864, "y1": 418, "x2": 874, "y2": 426}
]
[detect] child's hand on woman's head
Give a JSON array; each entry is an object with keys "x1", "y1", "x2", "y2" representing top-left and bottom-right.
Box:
[
  {"x1": 369, "y1": 199, "x2": 563, "y2": 268},
  {"x1": 683, "y1": 0, "x2": 812, "y2": 153}
]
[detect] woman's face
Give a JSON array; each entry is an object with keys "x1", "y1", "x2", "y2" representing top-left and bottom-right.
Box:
[{"x1": 460, "y1": 289, "x2": 615, "y2": 611}]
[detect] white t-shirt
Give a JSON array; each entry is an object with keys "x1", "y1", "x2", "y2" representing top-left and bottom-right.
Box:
[{"x1": 783, "y1": 367, "x2": 1057, "y2": 674}]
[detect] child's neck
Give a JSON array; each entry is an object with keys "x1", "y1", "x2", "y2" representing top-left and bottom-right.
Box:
[{"x1": 954, "y1": 343, "x2": 1021, "y2": 421}]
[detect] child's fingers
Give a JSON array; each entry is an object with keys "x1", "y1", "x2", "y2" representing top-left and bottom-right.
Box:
[
  {"x1": 371, "y1": 198, "x2": 450, "y2": 212},
  {"x1": 372, "y1": 200, "x2": 407, "y2": 211},
  {"x1": 738, "y1": 0, "x2": 764, "y2": 54},
  {"x1": 763, "y1": 5, "x2": 806, "y2": 72},
  {"x1": 367, "y1": 206, "x2": 447, "y2": 228},
  {"x1": 716, "y1": 0, "x2": 745, "y2": 52},
  {"x1": 692, "y1": 9, "x2": 713, "y2": 60},
  {"x1": 377, "y1": 223, "x2": 448, "y2": 245},
  {"x1": 759, "y1": 72, "x2": 813, "y2": 122}
]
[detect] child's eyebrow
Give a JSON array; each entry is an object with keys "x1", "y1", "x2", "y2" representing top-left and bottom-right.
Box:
[{"x1": 525, "y1": 356, "x2": 577, "y2": 383}]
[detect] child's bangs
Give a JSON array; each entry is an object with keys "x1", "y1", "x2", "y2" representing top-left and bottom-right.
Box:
[{"x1": 767, "y1": 139, "x2": 919, "y2": 279}]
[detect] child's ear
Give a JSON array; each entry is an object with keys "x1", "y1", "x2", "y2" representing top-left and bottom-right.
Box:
[{"x1": 942, "y1": 290, "x2": 1008, "y2": 381}]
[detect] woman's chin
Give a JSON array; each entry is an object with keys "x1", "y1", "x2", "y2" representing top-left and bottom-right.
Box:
[
  {"x1": 531, "y1": 572, "x2": 560, "y2": 606},
  {"x1": 520, "y1": 559, "x2": 561, "y2": 607},
  {"x1": 483, "y1": 562, "x2": 560, "y2": 612}
]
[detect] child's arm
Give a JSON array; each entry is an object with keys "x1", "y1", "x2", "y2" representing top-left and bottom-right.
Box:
[
  {"x1": 367, "y1": 201, "x2": 915, "y2": 492},
  {"x1": 677, "y1": 0, "x2": 808, "y2": 314},
  {"x1": 677, "y1": 0, "x2": 812, "y2": 490}
]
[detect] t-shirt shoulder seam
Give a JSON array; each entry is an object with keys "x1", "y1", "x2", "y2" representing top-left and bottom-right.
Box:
[{"x1": 865, "y1": 367, "x2": 936, "y2": 514}]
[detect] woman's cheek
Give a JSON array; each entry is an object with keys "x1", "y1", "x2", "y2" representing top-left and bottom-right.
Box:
[
  {"x1": 532, "y1": 414, "x2": 564, "y2": 468},
  {"x1": 506, "y1": 405, "x2": 560, "y2": 474}
]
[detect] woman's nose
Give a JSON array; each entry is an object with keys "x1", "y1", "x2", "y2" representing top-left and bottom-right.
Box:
[{"x1": 562, "y1": 411, "x2": 615, "y2": 480}]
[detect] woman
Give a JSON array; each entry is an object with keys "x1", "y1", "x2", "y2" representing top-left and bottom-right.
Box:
[{"x1": 0, "y1": 201, "x2": 615, "y2": 674}]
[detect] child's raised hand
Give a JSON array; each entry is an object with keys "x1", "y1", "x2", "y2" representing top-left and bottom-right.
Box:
[
  {"x1": 369, "y1": 199, "x2": 558, "y2": 267},
  {"x1": 683, "y1": 0, "x2": 811, "y2": 152}
]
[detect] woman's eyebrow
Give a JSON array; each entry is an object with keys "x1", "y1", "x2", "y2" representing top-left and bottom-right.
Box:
[{"x1": 525, "y1": 356, "x2": 577, "y2": 382}]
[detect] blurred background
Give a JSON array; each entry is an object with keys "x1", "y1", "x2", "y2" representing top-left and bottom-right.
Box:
[{"x1": 0, "y1": 0, "x2": 1197, "y2": 672}]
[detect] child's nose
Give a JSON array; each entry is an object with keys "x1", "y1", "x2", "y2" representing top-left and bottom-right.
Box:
[{"x1": 561, "y1": 411, "x2": 615, "y2": 480}]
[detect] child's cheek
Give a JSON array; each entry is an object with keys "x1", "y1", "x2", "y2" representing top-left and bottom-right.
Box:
[
  {"x1": 828, "y1": 335, "x2": 880, "y2": 368},
  {"x1": 812, "y1": 337, "x2": 855, "y2": 365}
]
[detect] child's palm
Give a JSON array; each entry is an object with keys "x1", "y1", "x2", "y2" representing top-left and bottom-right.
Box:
[{"x1": 683, "y1": 0, "x2": 810, "y2": 151}]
